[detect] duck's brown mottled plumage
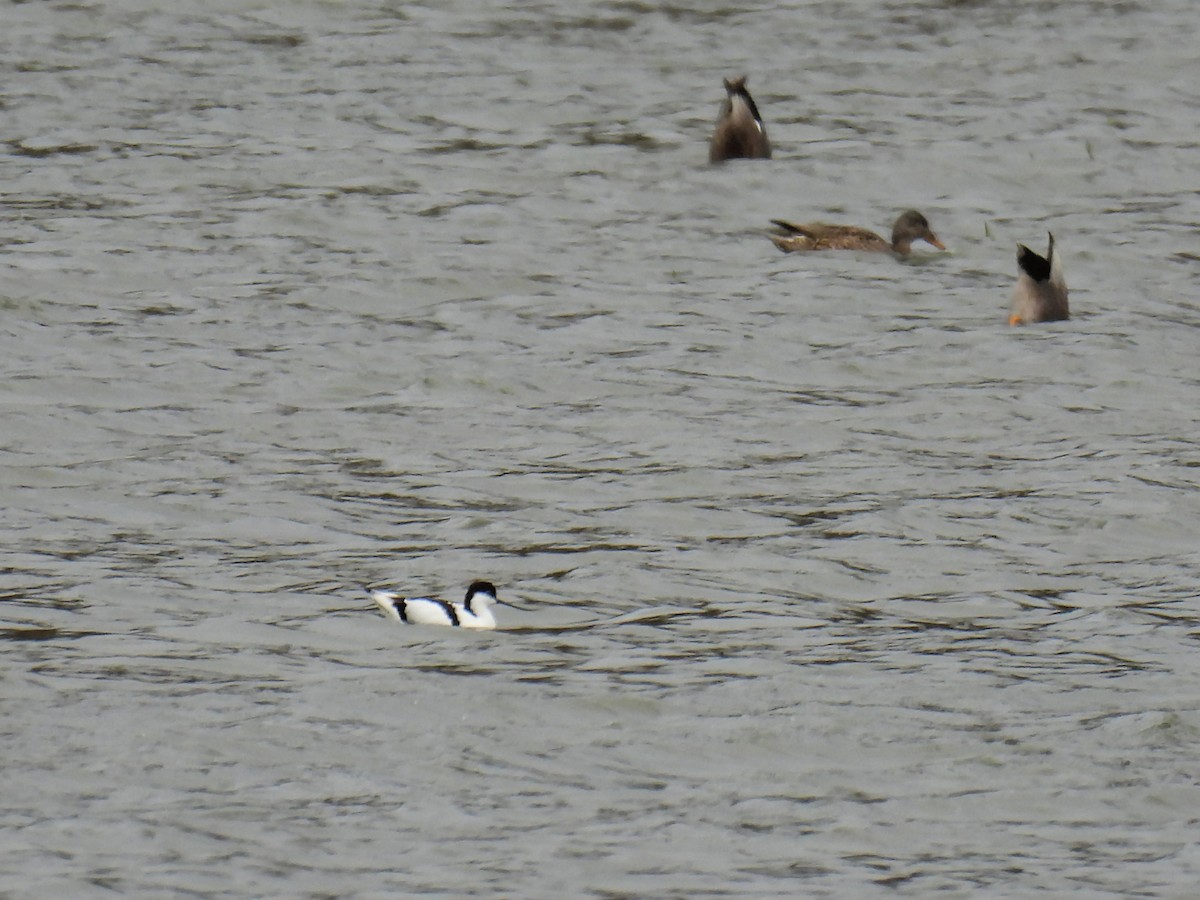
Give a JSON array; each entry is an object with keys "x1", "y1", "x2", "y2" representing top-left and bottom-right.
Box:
[
  {"x1": 709, "y1": 76, "x2": 771, "y2": 163},
  {"x1": 769, "y1": 210, "x2": 946, "y2": 256},
  {"x1": 1010, "y1": 233, "x2": 1068, "y2": 325}
]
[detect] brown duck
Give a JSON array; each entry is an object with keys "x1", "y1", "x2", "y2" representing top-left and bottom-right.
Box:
[
  {"x1": 1009, "y1": 233, "x2": 1068, "y2": 325},
  {"x1": 709, "y1": 76, "x2": 771, "y2": 163},
  {"x1": 769, "y1": 210, "x2": 946, "y2": 256}
]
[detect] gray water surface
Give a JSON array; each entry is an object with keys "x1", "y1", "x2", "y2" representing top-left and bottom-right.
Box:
[{"x1": 4, "y1": 1, "x2": 1200, "y2": 896}]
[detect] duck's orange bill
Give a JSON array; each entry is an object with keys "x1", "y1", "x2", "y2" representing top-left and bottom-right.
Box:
[
  {"x1": 928, "y1": 236, "x2": 947, "y2": 250},
  {"x1": 1008, "y1": 313, "x2": 1023, "y2": 326}
]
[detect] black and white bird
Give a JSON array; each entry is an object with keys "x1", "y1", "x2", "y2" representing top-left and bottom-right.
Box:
[{"x1": 370, "y1": 581, "x2": 504, "y2": 629}]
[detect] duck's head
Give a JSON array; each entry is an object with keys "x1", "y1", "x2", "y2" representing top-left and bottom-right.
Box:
[{"x1": 891, "y1": 210, "x2": 946, "y2": 253}]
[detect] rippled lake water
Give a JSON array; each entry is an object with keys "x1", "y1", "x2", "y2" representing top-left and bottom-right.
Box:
[{"x1": 4, "y1": 0, "x2": 1200, "y2": 895}]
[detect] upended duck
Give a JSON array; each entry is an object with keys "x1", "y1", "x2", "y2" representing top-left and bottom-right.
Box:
[
  {"x1": 709, "y1": 76, "x2": 771, "y2": 163},
  {"x1": 1009, "y1": 233, "x2": 1068, "y2": 325},
  {"x1": 769, "y1": 209, "x2": 946, "y2": 256}
]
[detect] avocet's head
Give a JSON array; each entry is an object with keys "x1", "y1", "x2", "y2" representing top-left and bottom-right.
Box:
[{"x1": 464, "y1": 581, "x2": 500, "y2": 612}]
